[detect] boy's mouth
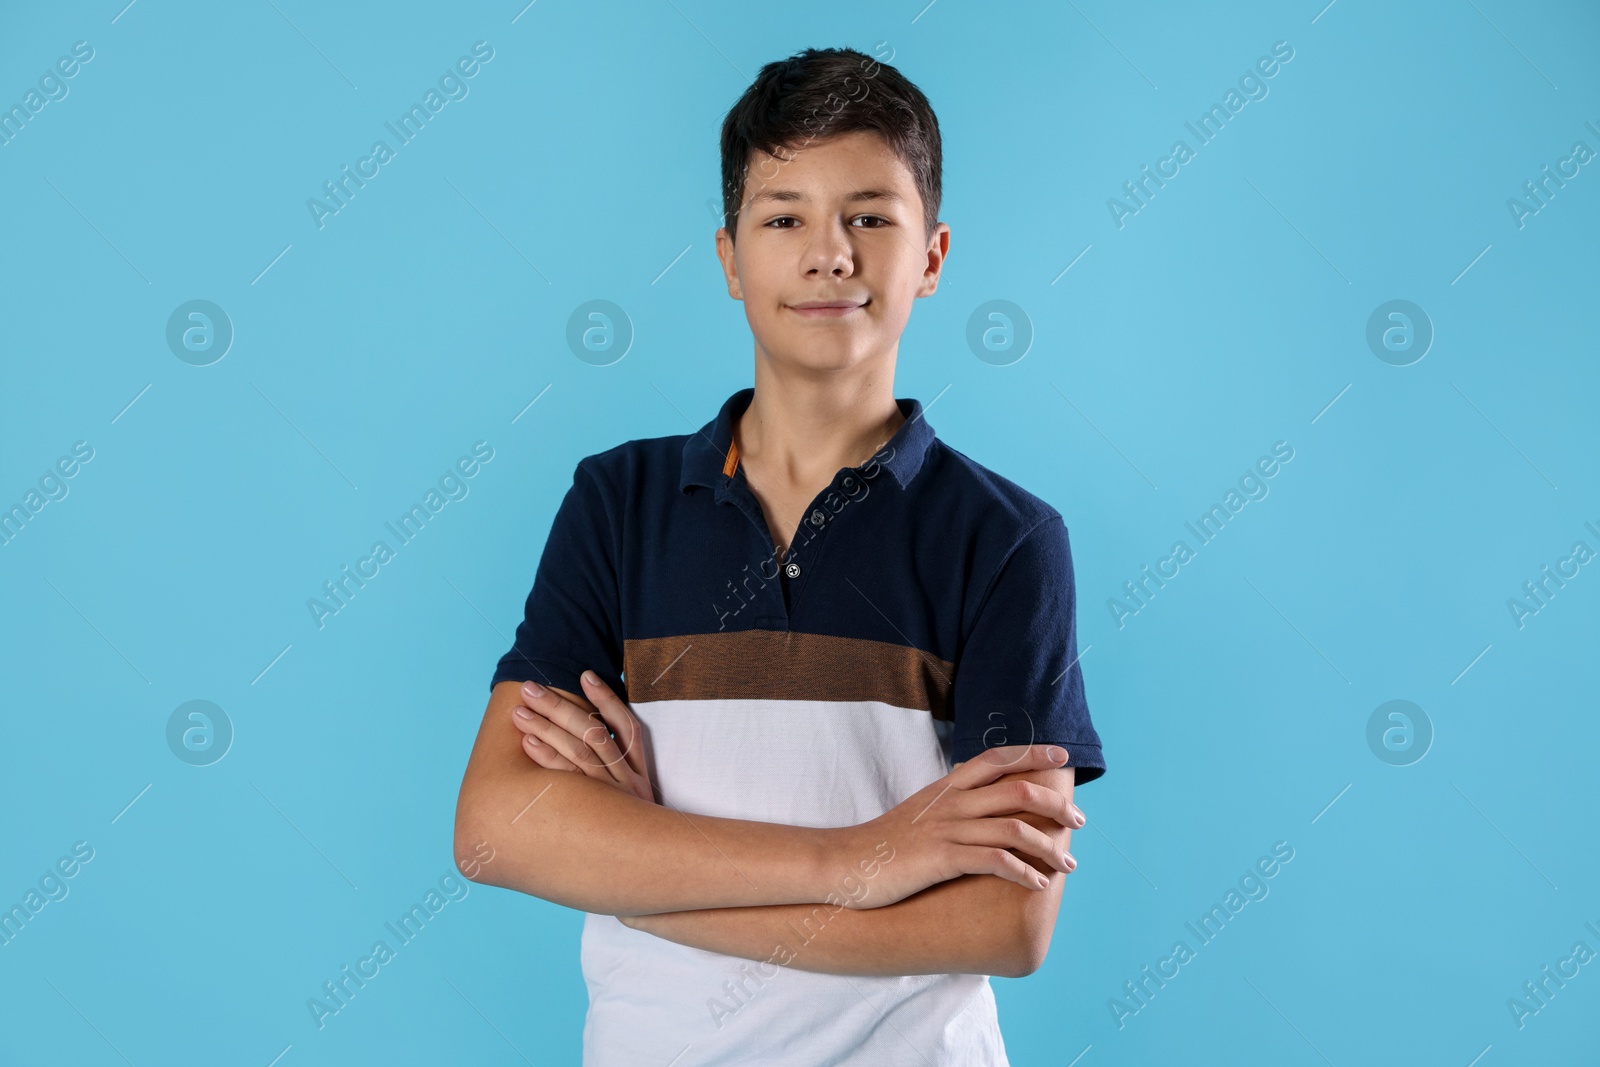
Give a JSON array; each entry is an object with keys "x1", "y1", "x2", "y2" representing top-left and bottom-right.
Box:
[{"x1": 788, "y1": 299, "x2": 868, "y2": 318}]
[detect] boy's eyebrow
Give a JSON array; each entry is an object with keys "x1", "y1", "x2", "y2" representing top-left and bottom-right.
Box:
[{"x1": 744, "y1": 187, "x2": 905, "y2": 208}]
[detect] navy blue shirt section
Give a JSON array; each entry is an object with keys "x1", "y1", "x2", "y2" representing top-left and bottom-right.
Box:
[
  {"x1": 492, "y1": 460, "x2": 626, "y2": 702},
  {"x1": 947, "y1": 513, "x2": 1094, "y2": 768}
]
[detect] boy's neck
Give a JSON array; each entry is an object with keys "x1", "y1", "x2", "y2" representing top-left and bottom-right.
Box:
[{"x1": 733, "y1": 360, "x2": 905, "y2": 491}]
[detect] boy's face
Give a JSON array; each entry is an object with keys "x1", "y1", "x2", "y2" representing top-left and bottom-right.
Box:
[{"x1": 715, "y1": 129, "x2": 949, "y2": 376}]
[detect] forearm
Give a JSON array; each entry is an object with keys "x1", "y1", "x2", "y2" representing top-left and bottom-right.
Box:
[
  {"x1": 625, "y1": 769, "x2": 1077, "y2": 979},
  {"x1": 625, "y1": 873, "x2": 1037, "y2": 979},
  {"x1": 455, "y1": 684, "x2": 839, "y2": 915}
]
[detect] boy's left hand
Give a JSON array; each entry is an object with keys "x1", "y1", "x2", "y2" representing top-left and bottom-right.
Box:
[{"x1": 512, "y1": 671, "x2": 657, "y2": 804}]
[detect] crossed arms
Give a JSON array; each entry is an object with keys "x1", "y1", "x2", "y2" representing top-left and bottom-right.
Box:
[{"x1": 452, "y1": 676, "x2": 1081, "y2": 979}]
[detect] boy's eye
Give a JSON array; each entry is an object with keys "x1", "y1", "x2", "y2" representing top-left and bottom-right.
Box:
[{"x1": 762, "y1": 215, "x2": 890, "y2": 229}]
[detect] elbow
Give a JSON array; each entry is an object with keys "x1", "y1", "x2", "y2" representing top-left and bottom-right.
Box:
[
  {"x1": 453, "y1": 821, "x2": 489, "y2": 884},
  {"x1": 453, "y1": 768, "x2": 523, "y2": 887},
  {"x1": 999, "y1": 926, "x2": 1050, "y2": 979},
  {"x1": 1007, "y1": 930, "x2": 1050, "y2": 978},
  {"x1": 452, "y1": 792, "x2": 498, "y2": 885},
  {"x1": 998, "y1": 897, "x2": 1058, "y2": 978}
]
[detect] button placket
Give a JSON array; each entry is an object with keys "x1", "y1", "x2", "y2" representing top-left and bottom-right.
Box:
[
  {"x1": 716, "y1": 473, "x2": 790, "y2": 623},
  {"x1": 778, "y1": 468, "x2": 868, "y2": 619}
]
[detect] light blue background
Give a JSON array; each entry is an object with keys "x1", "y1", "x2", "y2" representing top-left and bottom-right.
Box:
[{"x1": 3, "y1": 0, "x2": 1598, "y2": 1064}]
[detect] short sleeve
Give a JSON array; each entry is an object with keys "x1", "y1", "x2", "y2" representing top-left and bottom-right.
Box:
[
  {"x1": 949, "y1": 515, "x2": 1106, "y2": 785},
  {"x1": 488, "y1": 458, "x2": 627, "y2": 701}
]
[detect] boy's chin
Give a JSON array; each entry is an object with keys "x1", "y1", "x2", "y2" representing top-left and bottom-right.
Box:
[{"x1": 763, "y1": 345, "x2": 885, "y2": 374}]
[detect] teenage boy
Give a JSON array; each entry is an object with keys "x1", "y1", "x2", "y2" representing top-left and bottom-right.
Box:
[{"x1": 455, "y1": 46, "x2": 1107, "y2": 1066}]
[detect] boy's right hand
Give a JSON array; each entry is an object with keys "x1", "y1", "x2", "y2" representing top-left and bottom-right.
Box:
[
  {"x1": 832, "y1": 745, "x2": 1083, "y2": 910},
  {"x1": 511, "y1": 673, "x2": 656, "y2": 804}
]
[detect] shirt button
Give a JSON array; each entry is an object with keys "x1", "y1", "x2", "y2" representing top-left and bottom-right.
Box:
[
  {"x1": 810, "y1": 509, "x2": 826, "y2": 527},
  {"x1": 784, "y1": 562, "x2": 801, "y2": 579}
]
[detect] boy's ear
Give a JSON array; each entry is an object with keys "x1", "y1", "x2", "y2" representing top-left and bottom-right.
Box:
[
  {"x1": 918, "y1": 222, "x2": 951, "y2": 297},
  {"x1": 714, "y1": 226, "x2": 743, "y2": 301}
]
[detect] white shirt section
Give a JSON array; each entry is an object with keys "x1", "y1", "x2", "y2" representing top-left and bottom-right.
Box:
[
  {"x1": 578, "y1": 698, "x2": 1010, "y2": 1066},
  {"x1": 638, "y1": 697, "x2": 954, "y2": 827}
]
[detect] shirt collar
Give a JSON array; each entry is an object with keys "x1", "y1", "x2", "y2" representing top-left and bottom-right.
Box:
[{"x1": 679, "y1": 387, "x2": 936, "y2": 493}]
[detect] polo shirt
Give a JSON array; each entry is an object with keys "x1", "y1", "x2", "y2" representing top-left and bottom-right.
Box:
[{"x1": 490, "y1": 386, "x2": 1106, "y2": 1067}]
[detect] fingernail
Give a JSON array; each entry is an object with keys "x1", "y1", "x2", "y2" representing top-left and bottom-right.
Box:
[
  {"x1": 523, "y1": 682, "x2": 545, "y2": 698},
  {"x1": 525, "y1": 734, "x2": 541, "y2": 747},
  {"x1": 1072, "y1": 804, "x2": 1086, "y2": 826},
  {"x1": 1063, "y1": 852, "x2": 1077, "y2": 871},
  {"x1": 513, "y1": 707, "x2": 533, "y2": 720},
  {"x1": 582, "y1": 670, "x2": 598, "y2": 686},
  {"x1": 1047, "y1": 746, "x2": 1067, "y2": 762}
]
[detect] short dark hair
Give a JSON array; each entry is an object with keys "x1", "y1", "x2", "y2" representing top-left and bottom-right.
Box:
[{"x1": 719, "y1": 46, "x2": 942, "y2": 244}]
